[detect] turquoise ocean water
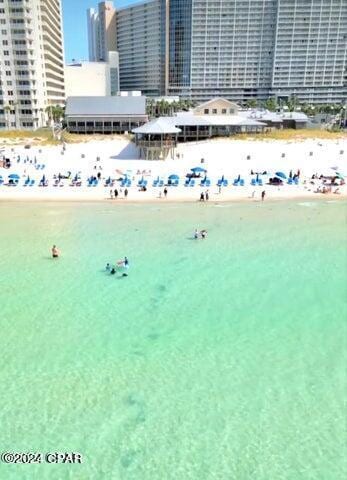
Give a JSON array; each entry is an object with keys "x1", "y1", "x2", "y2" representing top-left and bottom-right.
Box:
[{"x1": 0, "y1": 200, "x2": 346, "y2": 480}]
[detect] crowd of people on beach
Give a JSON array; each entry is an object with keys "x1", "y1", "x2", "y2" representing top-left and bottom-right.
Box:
[{"x1": 2, "y1": 143, "x2": 345, "y2": 202}]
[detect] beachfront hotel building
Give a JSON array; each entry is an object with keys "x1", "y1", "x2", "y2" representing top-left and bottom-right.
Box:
[
  {"x1": 87, "y1": 0, "x2": 347, "y2": 105},
  {"x1": 0, "y1": 0, "x2": 65, "y2": 130},
  {"x1": 65, "y1": 52, "x2": 120, "y2": 98},
  {"x1": 87, "y1": 1, "x2": 117, "y2": 62}
]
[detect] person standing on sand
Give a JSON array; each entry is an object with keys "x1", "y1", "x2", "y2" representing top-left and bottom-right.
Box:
[
  {"x1": 124, "y1": 188, "x2": 128, "y2": 198},
  {"x1": 205, "y1": 190, "x2": 209, "y2": 201},
  {"x1": 114, "y1": 188, "x2": 118, "y2": 199},
  {"x1": 110, "y1": 189, "x2": 113, "y2": 199},
  {"x1": 52, "y1": 245, "x2": 59, "y2": 258},
  {"x1": 261, "y1": 190, "x2": 266, "y2": 201},
  {"x1": 164, "y1": 187, "x2": 168, "y2": 198},
  {"x1": 200, "y1": 192, "x2": 205, "y2": 202}
]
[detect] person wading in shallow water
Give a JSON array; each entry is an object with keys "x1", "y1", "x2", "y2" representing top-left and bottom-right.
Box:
[
  {"x1": 124, "y1": 188, "x2": 128, "y2": 198},
  {"x1": 52, "y1": 245, "x2": 59, "y2": 258},
  {"x1": 261, "y1": 190, "x2": 266, "y2": 201}
]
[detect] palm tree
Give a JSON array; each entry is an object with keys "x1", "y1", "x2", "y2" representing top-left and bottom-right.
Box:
[
  {"x1": 245, "y1": 99, "x2": 257, "y2": 109},
  {"x1": 146, "y1": 99, "x2": 155, "y2": 117},
  {"x1": 264, "y1": 97, "x2": 278, "y2": 112},
  {"x1": 285, "y1": 95, "x2": 298, "y2": 112},
  {"x1": 46, "y1": 104, "x2": 65, "y2": 124}
]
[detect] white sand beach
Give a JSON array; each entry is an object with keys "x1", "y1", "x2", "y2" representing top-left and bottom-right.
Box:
[{"x1": 0, "y1": 136, "x2": 346, "y2": 202}]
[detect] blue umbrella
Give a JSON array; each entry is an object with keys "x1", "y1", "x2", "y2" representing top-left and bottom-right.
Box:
[
  {"x1": 275, "y1": 171, "x2": 287, "y2": 180},
  {"x1": 191, "y1": 167, "x2": 207, "y2": 173},
  {"x1": 168, "y1": 174, "x2": 179, "y2": 181},
  {"x1": 9, "y1": 174, "x2": 20, "y2": 179}
]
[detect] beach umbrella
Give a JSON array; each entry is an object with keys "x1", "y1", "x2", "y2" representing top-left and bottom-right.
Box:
[
  {"x1": 168, "y1": 174, "x2": 179, "y2": 181},
  {"x1": 191, "y1": 166, "x2": 207, "y2": 173},
  {"x1": 8, "y1": 174, "x2": 20, "y2": 179},
  {"x1": 275, "y1": 171, "x2": 287, "y2": 180}
]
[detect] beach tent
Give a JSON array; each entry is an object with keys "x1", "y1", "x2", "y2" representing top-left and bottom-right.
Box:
[
  {"x1": 8, "y1": 174, "x2": 20, "y2": 184},
  {"x1": 275, "y1": 171, "x2": 287, "y2": 180},
  {"x1": 191, "y1": 167, "x2": 207, "y2": 173}
]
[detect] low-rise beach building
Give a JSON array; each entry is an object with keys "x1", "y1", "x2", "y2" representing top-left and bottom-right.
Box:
[
  {"x1": 239, "y1": 109, "x2": 309, "y2": 130},
  {"x1": 65, "y1": 96, "x2": 148, "y2": 134},
  {"x1": 132, "y1": 98, "x2": 266, "y2": 158}
]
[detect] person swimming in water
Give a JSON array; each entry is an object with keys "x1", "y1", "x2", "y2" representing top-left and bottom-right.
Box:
[
  {"x1": 106, "y1": 263, "x2": 111, "y2": 271},
  {"x1": 52, "y1": 245, "x2": 59, "y2": 258},
  {"x1": 200, "y1": 230, "x2": 207, "y2": 239},
  {"x1": 110, "y1": 267, "x2": 116, "y2": 275},
  {"x1": 117, "y1": 257, "x2": 129, "y2": 268},
  {"x1": 194, "y1": 229, "x2": 199, "y2": 239}
]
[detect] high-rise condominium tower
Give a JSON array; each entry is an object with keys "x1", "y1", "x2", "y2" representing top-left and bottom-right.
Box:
[
  {"x1": 87, "y1": 1, "x2": 117, "y2": 62},
  {"x1": 87, "y1": 0, "x2": 347, "y2": 104},
  {"x1": 0, "y1": 0, "x2": 65, "y2": 130}
]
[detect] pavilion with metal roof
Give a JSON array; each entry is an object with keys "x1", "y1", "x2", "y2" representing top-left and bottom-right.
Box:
[
  {"x1": 65, "y1": 96, "x2": 148, "y2": 134},
  {"x1": 132, "y1": 118, "x2": 181, "y2": 160},
  {"x1": 132, "y1": 107, "x2": 266, "y2": 158}
]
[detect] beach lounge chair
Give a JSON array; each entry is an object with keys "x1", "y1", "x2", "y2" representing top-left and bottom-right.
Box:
[
  {"x1": 233, "y1": 179, "x2": 239, "y2": 186},
  {"x1": 126, "y1": 179, "x2": 132, "y2": 187},
  {"x1": 251, "y1": 178, "x2": 256, "y2": 186},
  {"x1": 184, "y1": 178, "x2": 191, "y2": 187},
  {"x1": 294, "y1": 177, "x2": 299, "y2": 185},
  {"x1": 158, "y1": 179, "x2": 164, "y2": 187},
  {"x1": 257, "y1": 179, "x2": 263, "y2": 186},
  {"x1": 190, "y1": 179, "x2": 195, "y2": 187},
  {"x1": 24, "y1": 178, "x2": 31, "y2": 187},
  {"x1": 29, "y1": 179, "x2": 35, "y2": 186},
  {"x1": 205, "y1": 179, "x2": 211, "y2": 187},
  {"x1": 217, "y1": 179, "x2": 223, "y2": 187},
  {"x1": 223, "y1": 179, "x2": 228, "y2": 187},
  {"x1": 152, "y1": 178, "x2": 159, "y2": 187},
  {"x1": 240, "y1": 179, "x2": 245, "y2": 186},
  {"x1": 287, "y1": 178, "x2": 293, "y2": 185}
]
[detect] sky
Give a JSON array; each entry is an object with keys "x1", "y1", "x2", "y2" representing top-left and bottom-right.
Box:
[{"x1": 62, "y1": 0, "x2": 136, "y2": 63}]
